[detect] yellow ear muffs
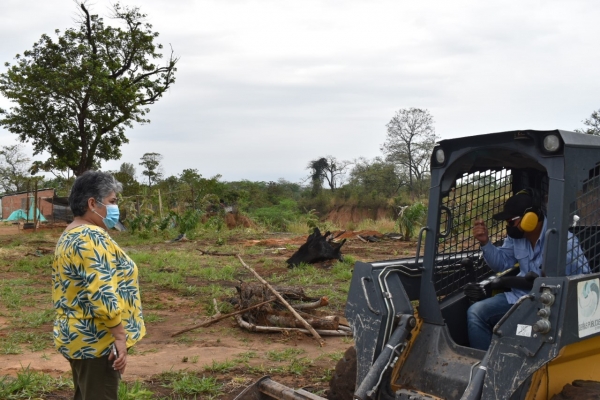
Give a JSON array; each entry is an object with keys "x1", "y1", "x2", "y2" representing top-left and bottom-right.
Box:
[{"x1": 520, "y1": 212, "x2": 539, "y2": 232}]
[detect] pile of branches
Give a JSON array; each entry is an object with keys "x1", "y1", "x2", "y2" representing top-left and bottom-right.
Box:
[{"x1": 231, "y1": 282, "x2": 351, "y2": 336}]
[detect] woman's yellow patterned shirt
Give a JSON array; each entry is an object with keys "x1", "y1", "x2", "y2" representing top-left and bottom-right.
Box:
[{"x1": 52, "y1": 225, "x2": 145, "y2": 359}]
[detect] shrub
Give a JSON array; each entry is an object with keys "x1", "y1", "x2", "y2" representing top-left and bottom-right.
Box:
[{"x1": 396, "y1": 202, "x2": 427, "y2": 241}]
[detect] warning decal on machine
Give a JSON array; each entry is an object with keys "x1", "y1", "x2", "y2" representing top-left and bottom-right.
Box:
[
  {"x1": 577, "y1": 278, "x2": 600, "y2": 338},
  {"x1": 516, "y1": 324, "x2": 532, "y2": 337}
]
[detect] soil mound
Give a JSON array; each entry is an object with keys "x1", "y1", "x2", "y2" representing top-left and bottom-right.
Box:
[
  {"x1": 326, "y1": 205, "x2": 393, "y2": 227},
  {"x1": 225, "y1": 212, "x2": 254, "y2": 229}
]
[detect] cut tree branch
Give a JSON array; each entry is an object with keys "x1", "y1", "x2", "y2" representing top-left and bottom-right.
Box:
[
  {"x1": 237, "y1": 254, "x2": 325, "y2": 347},
  {"x1": 170, "y1": 298, "x2": 277, "y2": 337}
]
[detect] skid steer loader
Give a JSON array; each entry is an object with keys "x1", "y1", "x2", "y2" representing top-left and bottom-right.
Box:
[{"x1": 236, "y1": 129, "x2": 600, "y2": 400}]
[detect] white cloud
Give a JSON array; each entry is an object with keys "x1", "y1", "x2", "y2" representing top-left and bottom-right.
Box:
[{"x1": 1, "y1": 0, "x2": 600, "y2": 182}]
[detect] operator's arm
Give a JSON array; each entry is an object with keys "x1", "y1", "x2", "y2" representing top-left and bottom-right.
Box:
[{"x1": 473, "y1": 219, "x2": 517, "y2": 272}]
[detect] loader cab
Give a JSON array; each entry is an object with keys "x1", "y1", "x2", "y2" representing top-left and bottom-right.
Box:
[
  {"x1": 421, "y1": 130, "x2": 600, "y2": 347},
  {"x1": 343, "y1": 130, "x2": 600, "y2": 400}
]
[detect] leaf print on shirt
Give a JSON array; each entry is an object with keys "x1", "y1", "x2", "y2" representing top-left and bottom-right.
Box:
[
  {"x1": 72, "y1": 346, "x2": 97, "y2": 359},
  {"x1": 88, "y1": 248, "x2": 116, "y2": 282},
  {"x1": 52, "y1": 272, "x2": 66, "y2": 291},
  {"x1": 99, "y1": 346, "x2": 112, "y2": 357},
  {"x1": 124, "y1": 318, "x2": 143, "y2": 341},
  {"x1": 117, "y1": 279, "x2": 139, "y2": 306},
  {"x1": 83, "y1": 227, "x2": 109, "y2": 251},
  {"x1": 71, "y1": 290, "x2": 98, "y2": 318},
  {"x1": 57, "y1": 345, "x2": 70, "y2": 358},
  {"x1": 71, "y1": 239, "x2": 87, "y2": 259},
  {"x1": 59, "y1": 231, "x2": 80, "y2": 251},
  {"x1": 115, "y1": 251, "x2": 135, "y2": 278},
  {"x1": 91, "y1": 284, "x2": 119, "y2": 314},
  {"x1": 63, "y1": 263, "x2": 97, "y2": 288},
  {"x1": 74, "y1": 319, "x2": 108, "y2": 344},
  {"x1": 57, "y1": 319, "x2": 79, "y2": 344},
  {"x1": 54, "y1": 296, "x2": 77, "y2": 318}
]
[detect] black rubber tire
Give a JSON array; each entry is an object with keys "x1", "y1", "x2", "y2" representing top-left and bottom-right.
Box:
[
  {"x1": 551, "y1": 380, "x2": 600, "y2": 400},
  {"x1": 328, "y1": 346, "x2": 357, "y2": 400}
]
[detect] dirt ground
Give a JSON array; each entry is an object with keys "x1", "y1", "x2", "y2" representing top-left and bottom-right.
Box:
[{"x1": 0, "y1": 225, "x2": 417, "y2": 399}]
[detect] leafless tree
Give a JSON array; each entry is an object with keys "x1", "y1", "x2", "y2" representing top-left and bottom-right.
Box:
[
  {"x1": 381, "y1": 108, "x2": 438, "y2": 192},
  {"x1": 307, "y1": 155, "x2": 352, "y2": 192},
  {"x1": 0, "y1": 144, "x2": 31, "y2": 193}
]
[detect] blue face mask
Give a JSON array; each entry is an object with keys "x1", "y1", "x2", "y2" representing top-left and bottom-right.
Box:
[{"x1": 95, "y1": 202, "x2": 120, "y2": 229}]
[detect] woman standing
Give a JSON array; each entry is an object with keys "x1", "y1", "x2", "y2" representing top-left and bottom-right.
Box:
[{"x1": 52, "y1": 171, "x2": 145, "y2": 399}]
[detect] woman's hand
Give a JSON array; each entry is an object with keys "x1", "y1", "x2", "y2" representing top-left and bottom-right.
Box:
[{"x1": 109, "y1": 324, "x2": 128, "y2": 375}]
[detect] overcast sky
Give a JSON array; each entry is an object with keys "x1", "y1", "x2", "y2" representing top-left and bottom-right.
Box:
[{"x1": 1, "y1": 0, "x2": 599, "y2": 183}]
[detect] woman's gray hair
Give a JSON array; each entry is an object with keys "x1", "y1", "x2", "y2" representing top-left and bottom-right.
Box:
[{"x1": 69, "y1": 171, "x2": 123, "y2": 217}]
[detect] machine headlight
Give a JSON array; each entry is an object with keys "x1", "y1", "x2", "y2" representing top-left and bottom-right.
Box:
[
  {"x1": 543, "y1": 134, "x2": 560, "y2": 152},
  {"x1": 435, "y1": 148, "x2": 445, "y2": 164}
]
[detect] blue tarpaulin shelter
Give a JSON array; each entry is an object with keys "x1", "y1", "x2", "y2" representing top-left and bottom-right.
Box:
[{"x1": 5, "y1": 204, "x2": 47, "y2": 222}]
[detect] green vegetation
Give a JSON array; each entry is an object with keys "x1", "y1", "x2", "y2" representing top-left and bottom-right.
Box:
[
  {"x1": 159, "y1": 370, "x2": 223, "y2": 398},
  {"x1": 0, "y1": 184, "x2": 411, "y2": 399},
  {"x1": 0, "y1": 366, "x2": 71, "y2": 399}
]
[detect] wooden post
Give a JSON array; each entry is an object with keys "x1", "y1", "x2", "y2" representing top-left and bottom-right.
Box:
[
  {"x1": 33, "y1": 181, "x2": 38, "y2": 232},
  {"x1": 158, "y1": 189, "x2": 163, "y2": 219},
  {"x1": 25, "y1": 180, "x2": 30, "y2": 223}
]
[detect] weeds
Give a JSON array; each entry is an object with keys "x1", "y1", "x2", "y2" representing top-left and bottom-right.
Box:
[
  {"x1": 0, "y1": 366, "x2": 71, "y2": 399},
  {"x1": 144, "y1": 313, "x2": 165, "y2": 323},
  {"x1": 204, "y1": 359, "x2": 236, "y2": 373},
  {"x1": 159, "y1": 370, "x2": 223, "y2": 398},
  {"x1": 118, "y1": 380, "x2": 154, "y2": 399},
  {"x1": 266, "y1": 348, "x2": 305, "y2": 362}
]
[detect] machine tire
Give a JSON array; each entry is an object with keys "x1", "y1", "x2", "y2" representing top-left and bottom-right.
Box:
[
  {"x1": 328, "y1": 346, "x2": 357, "y2": 400},
  {"x1": 551, "y1": 380, "x2": 600, "y2": 400}
]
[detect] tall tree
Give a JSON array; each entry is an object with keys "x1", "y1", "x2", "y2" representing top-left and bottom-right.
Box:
[
  {"x1": 119, "y1": 162, "x2": 137, "y2": 179},
  {"x1": 139, "y1": 152, "x2": 162, "y2": 187},
  {"x1": 0, "y1": 144, "x2": 31, "y2": 193},
  {"x1": 0, "y1": 3, "x2": 178, "y2": 176},
  {"x1": 348, "y1": 157, "x2": 405, "y2": 198},
  {"x1": 381, "y1": 108, "x2": 437, "y2": 192},
  {"x1": 307, "y1": 156, "x2": 351, "y2": 192},
  {"x1": 576, "y1": 109, "x2": 600, "y2": 136}
]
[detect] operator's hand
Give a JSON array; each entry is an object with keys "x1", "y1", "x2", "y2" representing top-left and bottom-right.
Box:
[{"x1": 473, "y1": 219, "x2": 489, "y2": 246}]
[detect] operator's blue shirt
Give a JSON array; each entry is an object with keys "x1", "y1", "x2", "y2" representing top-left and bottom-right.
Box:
[{"x1": 481, "y1": 218, "x2": 590, "y2": 304}]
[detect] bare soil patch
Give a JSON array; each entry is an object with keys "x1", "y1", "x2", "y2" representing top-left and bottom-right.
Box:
[{"x1": 0, "y1": 229, "x2": 416, "y2": 399}]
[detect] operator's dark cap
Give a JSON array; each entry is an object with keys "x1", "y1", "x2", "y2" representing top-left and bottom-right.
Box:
[{"x1": 492, "y1": 192, "x2": 534, "y2": 221}]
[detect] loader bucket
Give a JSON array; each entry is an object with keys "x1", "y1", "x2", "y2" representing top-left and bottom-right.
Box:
[{"x1": 234, "y1": 376, "x2": 327, "y2": 400}]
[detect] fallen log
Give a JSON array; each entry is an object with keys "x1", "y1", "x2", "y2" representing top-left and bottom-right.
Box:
[
  {"x1": 290, "y1": 296, "x2": 329, "y2": 310},
  {"x1": 196, "y1": 249, "x2": 237, "y2": 256},
  {"x1": 236, "y1": 282, "x2": 318, "y2": 309},
  {"x1": 267, "y1": 314, "x2": 339, "y2": 330},
  {"x1": 237, "y1": 255, "x2": 326, "y2": 347},
  {"x1": 235, "y1": 314, "x2": 352, "y2": 336},
  {"x1": 170, "y1": 298, "x2": 277, "y2": 337}
]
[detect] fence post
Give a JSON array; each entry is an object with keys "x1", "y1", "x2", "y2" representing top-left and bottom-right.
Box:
[
  {"x1": 158, "y1": 189, "x2": 163, "y2": 219},
  {"x1": 33, "y1": 180, "x2": 38, "y2": 232}
]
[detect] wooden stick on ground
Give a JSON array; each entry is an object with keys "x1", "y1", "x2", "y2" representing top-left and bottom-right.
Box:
[
  {"x1": 170, "y1": 298, "x2": 276, "y2": 337},
  {"x1": 196, "y1": 249, "x2": 238, "y2": 256},
  {"x1": 234, "y1": 315, "x2": 352, "y2": 336},
  {"x1": 356, "y1": 235, "x2": 368, "y2": 243},
  {"x1": 237, "y1": 254, "x2": 326, "y2": 347}
]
